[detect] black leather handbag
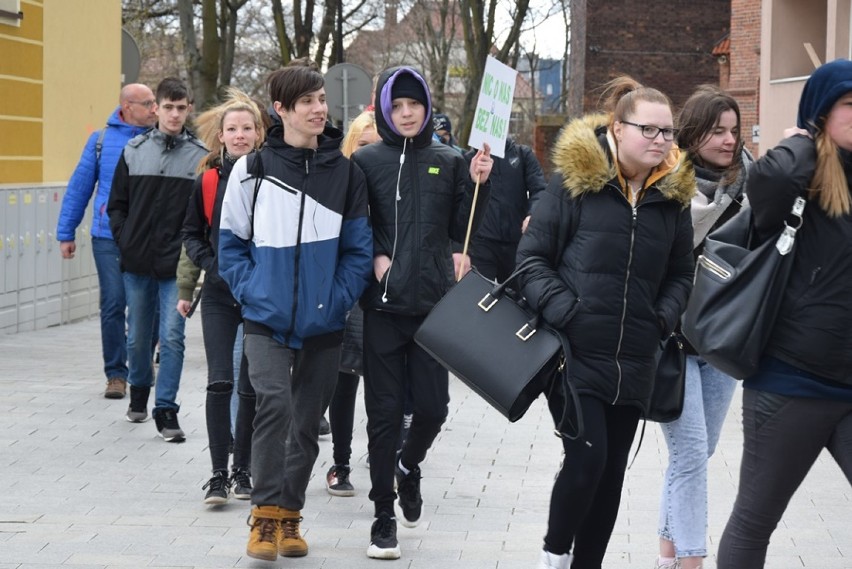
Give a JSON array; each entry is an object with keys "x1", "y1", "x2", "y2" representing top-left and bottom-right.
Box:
[
  {"x1": 415, "y1": 258, "x2": 581, "y2": 437},
  {"x1": 682, "y1": 197, "x2": 806, "y2": 379},
  {"x1": 647, "y1": 333, "x2": 686, "y2": 423}
]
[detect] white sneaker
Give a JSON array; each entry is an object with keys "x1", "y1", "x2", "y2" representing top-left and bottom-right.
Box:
[
  {"x1": 538, "y1": 550, "x2": 573, "y2": 569},
  {"x1": 653, "y1": 557, "x2": 682, "y2": 569}
]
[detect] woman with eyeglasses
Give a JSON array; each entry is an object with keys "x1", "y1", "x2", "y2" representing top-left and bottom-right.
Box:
[
  {"x1": 653, "y1": 86, "x2": 753, "y2": 569},
  {"x1": 516, "y1": 75, "x2": 695, "y2": 569}
]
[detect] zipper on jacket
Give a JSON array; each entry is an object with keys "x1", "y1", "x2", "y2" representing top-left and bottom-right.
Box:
[
  {"x1": 408, "y1": 140, "x2": 422, "y2": 307},
  {"x1": 285, "y1": 151, "x2": 312, "y2": 344},
  {"x1": 613, "y1": 204, "x2": 638, "y2": 404}
]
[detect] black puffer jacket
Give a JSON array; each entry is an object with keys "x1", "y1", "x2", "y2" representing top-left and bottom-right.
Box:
[
  {"x1": 353, "y1": 66, "x2": 490, "y2": 315},
  {"x1": 749, "y1": 135, "x2": 852, "y2": 385},
  {"x1": 517, "y1": 114, "x2": 695, "y2": 413},
  {"x1": 463, "y1": 138, "x2": 546, "y2": 244}
]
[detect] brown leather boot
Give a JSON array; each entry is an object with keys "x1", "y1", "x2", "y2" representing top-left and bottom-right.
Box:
[
  {"x1": 246, "y1": 505, "x2": 283, "y2": 561},
  {"x1": 278, "y1": 508, "x2": 308, "y2": 557}
]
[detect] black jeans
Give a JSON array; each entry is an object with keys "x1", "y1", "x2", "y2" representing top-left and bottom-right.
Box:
[
  {"x1": 543, "y1": 396, "x2": 641, "y2": 568},
  {"x1": 363, "y1": 309, "x2": 449, "y2": 516},
  {"x1": 717, "y1": 388, "x2": 852, "y2": 568},
  {"x1": 330, "y1": 371, "x2": 360, "y2": 465},
  {"x1": 200, "y1": 282, "x2": 255, "y2": 473},
  {"x1": 470, "y1": 238, "x2": 518, "y2": 283}
]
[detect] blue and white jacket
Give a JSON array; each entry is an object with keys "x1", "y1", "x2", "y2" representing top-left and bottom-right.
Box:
[
  {"x1": 56, "y1": 107, "x2": 151, "y2": 241},
  {"x1": 218, "y1": 123, "x2": 373, "y2": 348}
]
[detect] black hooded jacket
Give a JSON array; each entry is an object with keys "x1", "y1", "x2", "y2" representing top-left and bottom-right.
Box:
[
  {"x1": 749, "y1": 135, "x2": 852, "y2": 386},
  {"x1": 464, "y1": 138, "x2": 546, "y2": 244},
  {"x1": 352, "y1": 66, "x2": 490, "y2": 315}
]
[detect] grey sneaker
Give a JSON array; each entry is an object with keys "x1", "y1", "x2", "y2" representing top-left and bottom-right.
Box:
[
  {"x1": 125, "y1": 385, "x2": 149, "y2": 423},
  {"x1": 202, "y1": 471, "x2": 230, "y2": 505},
  {"x1": 153, "y1": 408, "x2": 185, "y2": 443},
  {"x1": 231, "y1": 468, "x2": 252, "y2": 500}
]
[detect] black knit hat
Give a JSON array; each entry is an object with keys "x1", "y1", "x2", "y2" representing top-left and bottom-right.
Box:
[{"x1": 390, "y1": 72, "x2": 428, "y2": 106}]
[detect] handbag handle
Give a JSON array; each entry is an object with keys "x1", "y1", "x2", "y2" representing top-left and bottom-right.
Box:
[
  {"x1": 551, "y1": 331, "x2": 585, "y2": 441},
  {"x1": 476, "y1": 256, "x2": 552, "y2": 341},
  {"x1": 775, "y1": 196, "x2": 806, "y2": 255}
]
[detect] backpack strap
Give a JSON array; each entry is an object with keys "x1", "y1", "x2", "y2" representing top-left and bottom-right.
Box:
[
  {"x1": 201, "y1": 168, "x2": 220, "y2": 226},
  {"x1": 95, "y1": 126, "x2": 108, "y2": 168},
  {"x1": 247, "y1": 152, "x2": 264, "y2": 241}
]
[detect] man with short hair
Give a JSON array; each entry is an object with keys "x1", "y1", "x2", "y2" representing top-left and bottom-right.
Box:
[
  {"x1": 218, "y1": 60, "x2": 372, "y2": 561},
  {"x1": 57, "y1": 83, "x2": 156, "y2": 400},
  {"x1": 108, "y1": 77, "x2": 207, "y2": 442}
]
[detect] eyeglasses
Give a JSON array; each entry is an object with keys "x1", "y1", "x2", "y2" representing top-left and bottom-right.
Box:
[
  {"x1": 620, "y1": 120, "x2": 678, "y2": 141},
  {"x1": 129, "y1": 100, "x2": 156, "y2": 109}
]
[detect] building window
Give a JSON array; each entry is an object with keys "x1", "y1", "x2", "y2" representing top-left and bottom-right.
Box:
[{"x1": 770, "y1": 0, "x2": 827, "y2": 80}]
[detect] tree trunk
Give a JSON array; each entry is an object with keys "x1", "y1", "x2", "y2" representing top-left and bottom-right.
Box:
[
  {"x1": 458, "y1": 0, "x2": 530, "y2": 146},
  {"x1": 220, "y1": 0, "x2": 248, "y2": 88},
  {"x1": 567, "y1": 0, "x2": 586, "y2": 117},
  {"x1": 314, "y1": 0, "x2": 337, "y2": 67},
  {"x1": 177, "y1": 0, "x2": 202, "y2": 102},
  {"x1": 198, "y1": 0, "x2": 219, "y2": 109},
  {"x1": 271, "y1": 0, "x2": 293, "y2": 65}
]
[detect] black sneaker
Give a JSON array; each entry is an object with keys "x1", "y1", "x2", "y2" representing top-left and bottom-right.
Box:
[
  {"x1": 202, "y1": 471, "x2": 230, "y2": 505},
  {"x1": 394, "y1": 463, "x2": 423, "y2": 528},
  {"x1": 231, "y1": 467, "x2": 252, "y2": 500},
  {"x1": 152, "y1": 408, "x2": 186, "y2": 443},
  {"x1": 366, "y1": 513, "x2": 400, "y2": 559},
  {"x1": 319, "y1": 415, "x2": 331, "y2": 437},
  {"x1": 125, "y1": 385, "x2": 150, "y2": 423},
  {"x1": 326, "y1": 464, "x2": 355, "y2": 497}
]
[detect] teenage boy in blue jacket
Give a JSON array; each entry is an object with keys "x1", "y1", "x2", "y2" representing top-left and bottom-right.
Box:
[{"x1": 218, "y1": 59, "x2": 372, "y2": 562}]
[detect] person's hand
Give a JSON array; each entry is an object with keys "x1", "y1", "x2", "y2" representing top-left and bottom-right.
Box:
[
  {"x1": 176, "y1": 299, "x2": 192, "y2": 318},
  {"x1": 783, "y1": 126, "x2": 811, "y2": 139},
  {"x1": 374, "y1": 255, "x2": 392, "y2": 281},
  {"x1": 469, "y1": 142, "x2": 493, "y2": 184},
  {"x1": 453, "y1": 252, "x2": 471, "y2": 279},
  {"x1": 60, "y1": 241, "x2": 76, "y2": 259},
  {"x1": 521, "y1": 215, "x2": 531, "y2": 234}
]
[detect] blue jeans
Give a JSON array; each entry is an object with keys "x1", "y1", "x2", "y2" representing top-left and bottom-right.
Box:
[
  {"x1": 658, "y1": 355, "x2": 737, "y2": 557},
  {"x1": 231, "y1": 323, "x2": 243, "y2": 435},
  {"x1": 91, "y1": 238, "x2": 127, "y2": 380},
  {"x1": 123, "y1": 273, "x2": 185, "y2": 411}
]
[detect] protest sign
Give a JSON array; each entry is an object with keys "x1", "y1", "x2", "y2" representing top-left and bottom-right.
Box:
[{"x1": 468, "y1": 56, "x2": 517, "y2": 158}]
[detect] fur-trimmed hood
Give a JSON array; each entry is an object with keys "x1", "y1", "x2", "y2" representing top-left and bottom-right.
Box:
[{"x1": 551, "y1": 113, "x2": 695, "y2": 208}]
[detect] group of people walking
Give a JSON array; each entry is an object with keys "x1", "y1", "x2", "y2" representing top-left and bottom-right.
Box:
[{"x1": 56, "y1": 55, "x2": 852, "y2": 569}]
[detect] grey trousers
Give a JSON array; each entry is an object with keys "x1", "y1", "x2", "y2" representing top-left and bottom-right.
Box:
[{"x1": 244, "y1": 333, "x2": 340, "y2": 510}]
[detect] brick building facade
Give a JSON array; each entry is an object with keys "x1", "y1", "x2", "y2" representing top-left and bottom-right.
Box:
[
  {"x1": 727, "y1": 0, "x2": 762, "y2": 156},
  {"x1": 580, "y1": 0, "x2": 731, "y2": 112}
]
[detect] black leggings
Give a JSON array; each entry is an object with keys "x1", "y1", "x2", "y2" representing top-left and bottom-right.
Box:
[
  {"x1": 329, "y1": 372, "x2": 360, "y2": 465},
  {"x1": 717, "y1": 388, "x2": 852, "y2": 568},
  {"x1": 200, "y1": 283, "x2": 256, "y2": 473},
  {"x1": 544, "y1": 396, "x2": 640, "y2": 568}
]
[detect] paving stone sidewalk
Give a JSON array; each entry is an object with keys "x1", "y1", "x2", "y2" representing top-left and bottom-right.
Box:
[{"x1": 1, "y1": 316, "x2": 849, "y2": 568}]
